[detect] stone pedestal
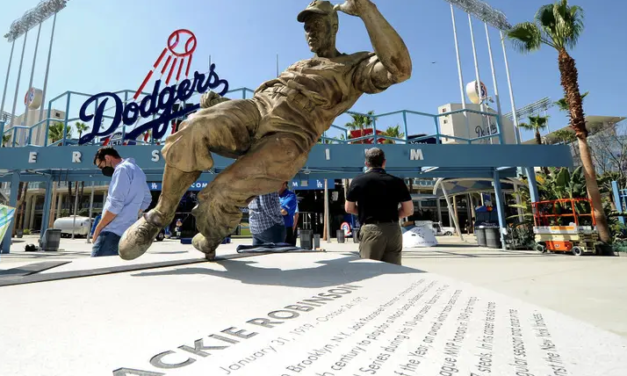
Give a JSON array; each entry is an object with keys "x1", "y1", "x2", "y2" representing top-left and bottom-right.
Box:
[{"x1": 0, "y1": 252, "x2": 626, "y2": 375}]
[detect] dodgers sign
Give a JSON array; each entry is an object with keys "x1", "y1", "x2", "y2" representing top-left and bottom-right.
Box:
[{"x1": 78, "y1": 29, "x2": 229, "y2": 145}]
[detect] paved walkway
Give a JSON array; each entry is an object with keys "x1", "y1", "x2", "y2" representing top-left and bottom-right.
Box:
[{"x1": 2, "y1": 234, "x2": 626, "y2": 338}]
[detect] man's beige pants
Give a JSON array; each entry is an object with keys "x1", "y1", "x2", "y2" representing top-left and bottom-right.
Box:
[{"x1": 358, "y1": 223, "x2": 403, "y2": 265}]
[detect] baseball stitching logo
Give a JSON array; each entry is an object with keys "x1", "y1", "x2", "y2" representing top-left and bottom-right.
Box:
[{"x1": 134, "y1": 29, "x2": 198, "y2": 100}]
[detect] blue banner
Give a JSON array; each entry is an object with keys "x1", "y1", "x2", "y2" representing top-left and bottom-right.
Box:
[
  {"x1": 291, "y1": 179, "x2": 335, "y2": 190},
  {"x1": 148, "y1": 180, "x2": 335, "y2": 192},
  {"x1": 148, "y1": 181, "x2": 209, "y2": 191}
]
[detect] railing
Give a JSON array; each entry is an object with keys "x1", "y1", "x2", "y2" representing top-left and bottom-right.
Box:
[{"x1": 0, "y1": 87, "x2": 505, "y2": 148}]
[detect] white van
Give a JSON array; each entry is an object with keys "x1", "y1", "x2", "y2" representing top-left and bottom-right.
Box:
[{"x1": 53, "y1": 216, "x2": 92, "y2": 238}]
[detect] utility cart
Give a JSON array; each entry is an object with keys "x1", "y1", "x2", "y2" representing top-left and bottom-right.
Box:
[{"x1": 532, "y1": 198, "x2": 598, "y2": 256}]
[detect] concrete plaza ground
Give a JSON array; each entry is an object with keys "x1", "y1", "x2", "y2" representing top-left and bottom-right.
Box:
[{"x1": 2, "y1": 234, "x2": 626, "y2": 338}]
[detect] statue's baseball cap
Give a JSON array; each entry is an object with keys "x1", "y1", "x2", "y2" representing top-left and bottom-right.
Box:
[{"x1": 297, "y1": 1, "x2": 337, "y2": 22}]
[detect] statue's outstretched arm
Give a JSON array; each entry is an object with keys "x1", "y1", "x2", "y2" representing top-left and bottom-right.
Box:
[{"x1": 336, "y1": 0, "x2": 412, "y2": 86}]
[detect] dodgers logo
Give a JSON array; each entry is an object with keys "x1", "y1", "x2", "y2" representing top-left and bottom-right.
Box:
[{"x1": 78, "y1": 29, "x2": 229, "y2": 145}]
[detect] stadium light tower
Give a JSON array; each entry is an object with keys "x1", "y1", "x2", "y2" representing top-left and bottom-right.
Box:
[
  {"x1": 443, "y1": 0, "x2": 523, "y2": 144},
  {"x1": 0, "y1": 0, "x2": 69, "y2": 131}
]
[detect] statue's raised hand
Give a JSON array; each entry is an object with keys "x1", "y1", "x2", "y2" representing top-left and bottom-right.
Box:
[
  {"x1": 334, "y1": 0, "x2": 374, "y2": 17},
  {"x1": 200, "y1": 91, "x2": 227, "y2": 109}
]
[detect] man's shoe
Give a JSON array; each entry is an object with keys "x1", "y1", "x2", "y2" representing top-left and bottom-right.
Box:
[
  {"x1": 192, "y1": 233, "x2": 218, "y2": 261},
  {"x1": 119, "y1": 216, "x2": 161, "y2": 260}
]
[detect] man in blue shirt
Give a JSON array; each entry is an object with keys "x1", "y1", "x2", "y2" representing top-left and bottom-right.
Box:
[
  {"x1": 92, "y1": 147, "x2": 152, "y2": 257},
  {"x1": 248, "y1": 193, "x2": 285, "y2": 245},
  {"x1": 279, "y1": 181, "x2": 298, "y2": 246}
]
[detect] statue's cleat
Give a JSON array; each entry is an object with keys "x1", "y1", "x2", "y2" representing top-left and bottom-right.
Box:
[
  {"x1": 119, "y1": 216, "x2": 161, "y2": 260},
  {"x1": 192, "y1": 233, "x2": 218, "y2": 261}
]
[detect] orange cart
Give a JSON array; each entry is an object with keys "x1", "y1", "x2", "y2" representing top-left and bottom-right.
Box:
[{"x1": 532, "y1": 198, "x2": 598, "y2": 256}]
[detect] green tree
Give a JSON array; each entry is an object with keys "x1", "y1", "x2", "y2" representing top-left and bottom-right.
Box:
[
  {"x1": 2, "y1": 134, "x2": 10, "y2": 147},
  {"x1": 49, "y1": 122, "x2": 73, "y2": 144},
  {"x1": 550, "y1": 129, "x2": 576, "y2": 145},
  {"x1": 74, "y1": 121, "x2": 89, "y2": 141},
  {"x1": 344, "y1": 110, "x2": 375, "y2": 144},
  {"x1": 381, "y1": 125, "x2": 405, "y2": 144},
  {"x1": 519, "y1": 115, "x2": 549, "y2": 145},
  {"x1": 506, "y1": 0, "x2": 611, "y2": 244}
]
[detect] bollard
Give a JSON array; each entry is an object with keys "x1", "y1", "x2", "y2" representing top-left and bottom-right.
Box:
[
  {"x1": 300, "y1": 230, "x2": 313, "y2": 250},
  {"x1": 313, "y1": 234, "x2": 320, "y2": 249},
  {"x1": 336, "y1": 230, "x2": 345, "y2": 244}
]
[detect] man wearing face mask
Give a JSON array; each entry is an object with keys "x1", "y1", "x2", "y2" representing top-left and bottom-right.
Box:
[{"x1": 92, "y1": 146, "x2": 152, "y2": 257}]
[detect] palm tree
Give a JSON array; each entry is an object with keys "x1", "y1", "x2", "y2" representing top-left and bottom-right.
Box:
[
  {"x1": 49, "y1": 122, "x2": 73, "y2": 144},
  {"x1": 345, "y1": 110, "x2": 375, "y2": 144},
  {"x1": 551, "y1": 129, "x2": 576, "y2": 145},
  {"x1": 381, "y1": 125, "x2": 405, "y2": 144},
  {"x1": 507, "y1": 0, "x2": 611, "y2": 244},
  {"x1": 555, "y1": 91, "x2": 588, "y2": 112},
  {"x1": 74, "y1": 121, "x2": 89, "y2": 141},
  {"x1": 2, "y1": 134, "x2": 10, "y2": 147},
  {"x1": 519, "y1": 115, "x2": 549, "y2": 145}
]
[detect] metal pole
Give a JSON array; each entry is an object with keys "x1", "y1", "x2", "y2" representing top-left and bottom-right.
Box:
[
  {"x1": 500, "y1": 30, "x2": 522, "y2": 145},
  {"x1": 453, "y1": 195, "x2": 459, "y2": 229},
  {"x1": 87, "y1": 180, "x2": 95, "y2": 243},
  {"x1": 71, "y1": 182, "x2": 79, "y2": 239},
  {"x1": 325, "y1": 179, "x2": 331, "y2": 243},
  {"x1": 2, "y1": 172, "x2": 20, "y2": 253},
  {"x1": 485, "y1": 23, "x2": 504, "y2": 144},
  {"x1": 41, "y1": 175, "x2": 54, "y2": 241},
  {"x1": 524, "y1": 167, "x2": 540, "y2": 203},
  {"x1": 62, "y1": 93, "x2": 70, "y2": 146},
  {"x1": 436, "y1": 198, "x2": 443, "y2": 224},
  {"x1": 38, "y1": 11, "x2": 59, "y2": 139},
  {"x1": 10, "y1": 31, "x2": 29, "y2": 127},
  {"x1": 0, "y1": 40, "x2": 16, "y2": 123},
  {"x1": 468, "y1": 14, "x2": 490, "y2": 144},
  {"x1": 442, "y1": 185, "x2": 463, "y2": 241},
  {"x1": 466, "y1": 193, "x2": 472, "y2": 233},
  {"x1": 23, "y1": 23, "x2": 43, "y2": 128},
  {"x1": 514, "y1": 183, "x2": 524, "y2": 221},
  {"x1": 493, "y1": 170, "x2": 507, "y2": 250},
  {"x1": 402, "y1": 111, "x2": 409, "y2": 144},
  {"x1": 450, "y1": 5, "x2": 470, "y2": 140}
]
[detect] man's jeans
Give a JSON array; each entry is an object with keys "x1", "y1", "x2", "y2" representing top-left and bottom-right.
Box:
[
  {"x1": 92, "y1": 231, "x2": 121, "y2": 257},
  {"x1": 252, "y1": 223, "x2": 286, "y2": 246}
]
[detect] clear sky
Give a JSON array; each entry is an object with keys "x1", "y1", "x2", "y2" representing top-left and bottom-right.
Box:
[{"x1": 0, "y1": 0, "x2": 624, "y2": 142}]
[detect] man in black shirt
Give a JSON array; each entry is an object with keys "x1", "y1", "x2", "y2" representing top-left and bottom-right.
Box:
[{"x1": 345, "y1": 148, "x2": 413, "y2": 265}]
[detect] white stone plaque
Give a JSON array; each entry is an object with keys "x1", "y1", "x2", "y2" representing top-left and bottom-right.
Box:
[{"x1": 0, "y1": 253, "x2": 626, "y2": 376}]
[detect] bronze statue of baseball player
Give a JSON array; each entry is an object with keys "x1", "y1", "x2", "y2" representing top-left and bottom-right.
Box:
[{"x1": 119, "y1": 0, "x2": 412, "y2": 260}]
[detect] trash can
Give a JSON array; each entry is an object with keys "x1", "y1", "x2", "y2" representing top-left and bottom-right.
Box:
[
  {"x1": 313, "y1": 234, "x2": 321, "y2": 249},
  {"x1": 300, "y1": 230, "x2": 313, "y2": 250},
  {"x1": 40, "y1": 229, "x2": 61, "y2": 252},
  {"x1": 476, "y1": 226, "x2": 487, "y2": 247},
  {"x1": 485, "y1": 227, "x2": 502, "y2": 249},
  {"x1": 336, "y1": 230, "x2": 345, "y2": 244}
]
